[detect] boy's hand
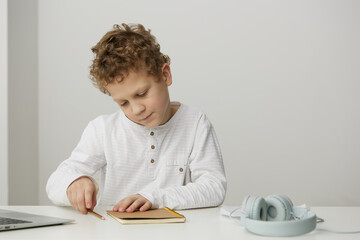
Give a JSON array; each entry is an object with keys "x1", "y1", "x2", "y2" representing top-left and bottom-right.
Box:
[
  {"x1": 66, "y1": 176, "x2": 97, "y2": 214},
  {"x1": 113, "y1": 194, "x2": 152, "y2": 212}
]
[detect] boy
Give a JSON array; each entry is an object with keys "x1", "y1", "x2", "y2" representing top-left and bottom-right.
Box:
[{"x1": 46, "y1": 23, "x2": 226, "y2": 214}]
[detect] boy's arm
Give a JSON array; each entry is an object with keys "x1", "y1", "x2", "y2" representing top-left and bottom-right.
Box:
[
  {"x1": 46, "y1": 121, "x2": 105, "y2": 206},
  {"x1": 138, "y1": 115, "x2": 227, "y2": 210}
]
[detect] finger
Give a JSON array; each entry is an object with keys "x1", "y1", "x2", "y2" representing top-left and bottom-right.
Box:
[
  {"x1": 67, "y1": 182, "x2": 81, "y2": 212},
  {"x1": 67, "y1": 188, "x2": 77, "y2": 209},
  {"x1": 73, "y1": 191, "x2": 84, "y2": 214},
  {"x1": 126, "y1": 198, "x2": 146, "y2": 212},
  {"x1": 71, "y1": 191, "x2": 80, "y2": 212},
  {"x1": 113, "y1": 196, "x2": 136, "y2": 212},
  {"x1": 77, "y1": 190, "x2": 87, "y2": 214},
  {"x1": 84, "y1": 187, "x2": 94, "y2": 210},
  {"x1": 139, "y1": 201, "x2": 152, "y2": 212},
  {"x1": 114, "y1": 199, "x2": 133, "y2": 212}
]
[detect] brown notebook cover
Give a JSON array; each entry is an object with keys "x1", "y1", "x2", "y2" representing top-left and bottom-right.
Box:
[{"x1": 106, "y1": 207, "x2": 186, "y2": 224}]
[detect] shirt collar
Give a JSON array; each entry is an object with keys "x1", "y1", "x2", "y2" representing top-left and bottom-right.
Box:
[{"x1": 119, "y1": 102, "x2": 183, "y2": 134}]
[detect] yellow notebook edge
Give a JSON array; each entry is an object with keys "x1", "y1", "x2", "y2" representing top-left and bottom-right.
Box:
[
  {"x1": 163, "y1": 207, "x2": 185, "y2": 218},
  {"x1": 106, "y1": 207, "x2": 185, "y2": 221}
]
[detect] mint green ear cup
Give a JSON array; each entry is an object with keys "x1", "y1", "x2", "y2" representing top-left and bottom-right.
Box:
[
  {"x1": 241, "y1": 195, "x2": 267, "y2": 221},
  {"x1": 265, "y1": 194, "x2": 293, "y2": 221}
]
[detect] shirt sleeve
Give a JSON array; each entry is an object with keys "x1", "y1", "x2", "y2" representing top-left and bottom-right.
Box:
[
  {"x1": 46, "y1": 120, "x2": 106, "y2": 206},
  {"x1": 138, "y1": 114, "x2": 227, "y2": 210}
]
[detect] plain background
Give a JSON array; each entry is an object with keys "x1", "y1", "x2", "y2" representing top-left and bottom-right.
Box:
[
  {"x1": 0, "y1": 0, "x2": 8, "y2": 205},
  {"x1": 3, "y1": 0, "x2": 360, "y2": 206}
]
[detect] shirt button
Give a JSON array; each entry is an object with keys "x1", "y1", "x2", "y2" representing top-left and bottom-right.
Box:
[
  {"x1": 150, "y1": 159, "x2": 155, "y2": 163},
  {"x1": 151, "y1": 145, "x2": 155, "y2": 150},
  {"x1": 150, "y1": 131, "x2": 154, "y2": 136},
  {"x1": 179, "y1": 168, "x2": 184, "y2": 172}
]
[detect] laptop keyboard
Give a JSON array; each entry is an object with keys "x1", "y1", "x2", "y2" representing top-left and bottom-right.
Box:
[{"x1": 0, "y1": 217, "x2": 32, "y2": 225}]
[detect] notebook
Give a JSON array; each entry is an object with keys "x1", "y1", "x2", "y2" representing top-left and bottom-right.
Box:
[
  {"x1": 0, "y1": 209, "x2": 74, "y2": 231},
  {"x1": 106, "y1": 207, "x2": 186, "y2": 224}
]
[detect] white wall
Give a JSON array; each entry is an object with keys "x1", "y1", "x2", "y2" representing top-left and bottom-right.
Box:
[
  {"x1": 0, "y1": 0, "x2": 8, "y2": 205},
  {"x1": 37, "y1": 0, "x2": 360, "y2": 206},
  {"x1": 8, "y1": 0, "x2": 39, "y2": 205}
]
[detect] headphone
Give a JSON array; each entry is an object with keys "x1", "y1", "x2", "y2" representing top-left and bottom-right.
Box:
[{"x1": 238, "y1": 194, "x2": 317, "y2": 237}]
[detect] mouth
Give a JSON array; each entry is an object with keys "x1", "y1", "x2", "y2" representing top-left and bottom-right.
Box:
[{"x1": 141, "y1": 113, "x2": 153, "y2": 121}]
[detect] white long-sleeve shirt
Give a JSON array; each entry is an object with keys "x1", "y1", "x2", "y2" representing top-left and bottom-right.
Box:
[{"x1": 46, "y1": 103, "x2": 226, "y2": 209}]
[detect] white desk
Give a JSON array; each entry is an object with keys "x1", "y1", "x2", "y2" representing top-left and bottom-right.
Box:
[{"x1": 1, "y1": 206, "x2": 360, "y2": 240}]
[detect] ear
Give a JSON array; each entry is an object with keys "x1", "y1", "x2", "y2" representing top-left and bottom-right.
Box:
[{"x1": 161, "y1": 63, "x2": 172, "y2": 86}]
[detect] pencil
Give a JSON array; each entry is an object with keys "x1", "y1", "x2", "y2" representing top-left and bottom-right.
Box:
[{"x1": 88, "y1": 209, "x2": 105, "y2": 220}]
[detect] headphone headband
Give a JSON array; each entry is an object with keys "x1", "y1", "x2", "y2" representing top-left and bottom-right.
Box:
[
  {"x1": 239, "y1": 195, "x2": 317, "y2": 237},
  {"x1": 243, "y1": 208, "x2": 317, "y2": 237}
]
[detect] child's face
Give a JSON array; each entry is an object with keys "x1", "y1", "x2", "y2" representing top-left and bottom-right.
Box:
[{"x1": 106, "y1": 64, "x2": 173, "y2": 128}]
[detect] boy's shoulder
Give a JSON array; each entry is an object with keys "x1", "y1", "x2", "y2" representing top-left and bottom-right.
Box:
[
  {"x1": 177, "y1": 103, "x2": 211, "y2": 127},
  {"x1": 180, "y1": 103, "x2": 205, "y2": 118}
]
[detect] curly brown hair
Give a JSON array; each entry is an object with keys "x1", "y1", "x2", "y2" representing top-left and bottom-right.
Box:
[{"x1": 89, "y1": 23, "x2": 171, "y2": 94}]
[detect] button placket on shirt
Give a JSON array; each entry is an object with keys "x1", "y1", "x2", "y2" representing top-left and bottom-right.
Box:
[{"x1": 147, "y1": 130, "x2": 157, "y2": 178}]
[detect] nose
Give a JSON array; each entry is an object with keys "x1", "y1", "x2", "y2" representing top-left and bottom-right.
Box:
[{"x1": 131, "y1": 101, "x2": 145, "y2": 115}]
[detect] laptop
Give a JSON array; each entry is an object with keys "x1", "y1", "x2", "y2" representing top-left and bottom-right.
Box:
[{"x1": 0, "y1": 209, "x2": 74, "y2": 231}]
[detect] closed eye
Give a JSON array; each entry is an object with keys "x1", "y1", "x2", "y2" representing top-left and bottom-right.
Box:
[
  {"x1": 137, "y1": 90, "x2": 148, "y2": 97},
  {"x1": 120, "y1": 101, "x2": 128, "y2": 106}
]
